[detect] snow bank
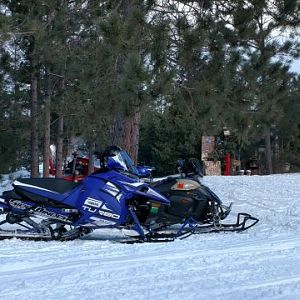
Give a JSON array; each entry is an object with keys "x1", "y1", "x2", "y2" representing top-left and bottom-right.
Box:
[
  {"x1": 0, "y1": 173, "x2": 300, "y2": 300},
  {"x1": 0, "y1": 169, "x2": 30, "y2": 193}
]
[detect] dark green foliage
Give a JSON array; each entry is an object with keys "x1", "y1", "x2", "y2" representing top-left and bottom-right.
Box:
[
  {"x1": 139, "y1": 106, "x2": 201, "y2": 175},
  {"x1": 0, "y1": 0, "x2": 300, "y2": 174}
]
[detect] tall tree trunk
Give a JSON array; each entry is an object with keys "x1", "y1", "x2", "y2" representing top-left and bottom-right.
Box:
[
  {"x1": 87, "y1": 141, "x2": 95, "y2": 175},
  {"x1": 129, "y1": 106, "x2": 141, "y2": 163},
  {"x1": 30, "y1": 72, "x2": 39, "y2": 178},
  {"x1": 55, "y1": 115, "x2": 64, "y2": 178},
  {"x1": 110, "y1": 0, "x2": 142, "y2": 163},
  {"x1": 111, "y1": 104, "x2": 141, "y2": 164},
  {"x1": 43, "y1": 73, "x2": 51, "y2": 178},
  {"x1": 264, "y1": 126, "x2": 273, "y2": 175}
]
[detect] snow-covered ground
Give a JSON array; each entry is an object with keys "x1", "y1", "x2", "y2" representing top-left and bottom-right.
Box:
[{"x1": 0, "y1": 173, "x2": 300, "y2": 300}]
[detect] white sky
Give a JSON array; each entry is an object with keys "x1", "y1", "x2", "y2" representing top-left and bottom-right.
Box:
[{"x1": 290, "y1": 59, "x2": 300, "y2": 74}]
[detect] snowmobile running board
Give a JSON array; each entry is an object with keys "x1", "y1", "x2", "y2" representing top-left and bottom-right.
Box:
[
  {"x1": 0, "y1": 230, "x2": 53, "y2": 241},
  {"x1": 0, "y1": 228, "x2": 91, "y2": 242}
]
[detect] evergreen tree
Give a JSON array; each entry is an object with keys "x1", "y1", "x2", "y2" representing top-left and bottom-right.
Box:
[
  {"x1": 228, "y1": 0, "x2": 300, "y2": 173},
  {"x1": 0, "y1": 6, "x2": 31, "y2": 173},
  {"x1": 1, "y1": 0, "x2": 300, "y2": 175},
  {"x1": 276, "y1": 75, "x2": 300, "y2": 170}
]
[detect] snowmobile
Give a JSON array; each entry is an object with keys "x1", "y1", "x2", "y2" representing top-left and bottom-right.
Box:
[
  {"x1": 63, "y1": 151, "x2": 154, "y2": 182},
  {"x1": 55, "y1": 146, "x2": 100, "y2": 182},
  {"x1": 141, "y1": 157, "x2": 258, "y2": 236},
  {"x1": 63, "y1": 150, "x2": 98, "y2": 182},
  {"x1": 0, "y1": 147, "x2": 258, "y2": 243}
]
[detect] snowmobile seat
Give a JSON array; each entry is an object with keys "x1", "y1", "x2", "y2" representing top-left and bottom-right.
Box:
[
  {"x1": 149, "y1": 177, "x2": 177, "y2": 195},
  {"x1": 10, "y1": 178, "x2": 81, "y2": 207},
  {"x1": 2, "y1": 190, "x2": 24, "y2": 200},
  {"x1": 14, "y1": 178, "x2": 81, "y2": 194}
]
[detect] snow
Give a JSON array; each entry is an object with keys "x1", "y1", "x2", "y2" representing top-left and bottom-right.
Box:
[
  {"x1": 0, "y1": 173, "x2": 300, "y2": 300},
  {"x1": 0, "y1": 169, "x2": 29, "y2": 193}
]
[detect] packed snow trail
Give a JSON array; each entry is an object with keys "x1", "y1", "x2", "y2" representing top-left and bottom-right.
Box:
[{"x1": 0, "y1": 173, "x2": 300, "y2": 300}]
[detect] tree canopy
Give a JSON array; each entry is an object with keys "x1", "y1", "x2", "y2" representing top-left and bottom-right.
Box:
[{"x1": 0, "y1": 0, "x2": 299, "y2": 175}]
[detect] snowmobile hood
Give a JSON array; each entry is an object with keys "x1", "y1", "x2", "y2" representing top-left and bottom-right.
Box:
[{"x1": 123, "y1": 182, "x2": 170, "y2": 205}]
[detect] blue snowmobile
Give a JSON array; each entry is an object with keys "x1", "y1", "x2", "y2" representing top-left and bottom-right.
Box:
[{"x1": 0, "y1": 146, "x2": 258, "y2": 243}]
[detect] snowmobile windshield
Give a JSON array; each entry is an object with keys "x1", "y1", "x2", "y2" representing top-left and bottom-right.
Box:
[{"x1": 108, "y1": 150, "x2": 140, "y2": 177}]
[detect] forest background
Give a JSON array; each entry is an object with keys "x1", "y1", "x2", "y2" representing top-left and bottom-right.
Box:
[{"x1": 0, "y1": 0, "x2": 300, "y2": 176}]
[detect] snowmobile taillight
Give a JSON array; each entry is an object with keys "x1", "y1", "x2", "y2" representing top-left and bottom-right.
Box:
[{"x1": 171, "y1": 179, "x2": 201, "y2": 191}]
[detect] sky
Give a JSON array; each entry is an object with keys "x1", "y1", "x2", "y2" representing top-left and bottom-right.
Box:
[{"x1": 290, "y1": 59, "x2": 300, "y2": 74}]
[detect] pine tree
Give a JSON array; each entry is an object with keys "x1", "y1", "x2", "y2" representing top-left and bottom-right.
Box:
[
  {"x1": 228, "y1": 0, "x2": 300, "y2": 174},
  {"x1": 1, "y1": 1, "x2": 49, "y2": 176},
  {"x1": 276, "y1": 75, "x2": 300, "y2": 170},
  {"x1": 0, "y1": 5, "x2": 31, "y2": 173}
]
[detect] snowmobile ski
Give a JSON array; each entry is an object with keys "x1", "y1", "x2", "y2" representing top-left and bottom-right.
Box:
[{"x1": 115, "y1": 213, "x2": 259, "y2": 244}]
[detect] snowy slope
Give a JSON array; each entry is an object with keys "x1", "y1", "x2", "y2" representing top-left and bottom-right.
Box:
[{"x1": 0, "y1": 173, "x2": 300, "y2": 300}]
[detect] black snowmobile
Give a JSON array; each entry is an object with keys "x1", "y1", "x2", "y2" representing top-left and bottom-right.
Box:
[{"x1": 141, "y1": 158, "x2": 259, "y2": 237}]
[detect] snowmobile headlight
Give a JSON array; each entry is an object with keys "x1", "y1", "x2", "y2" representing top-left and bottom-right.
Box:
[{"x1": 171, "y1": 179, "x2": 201, "y2": 191}]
